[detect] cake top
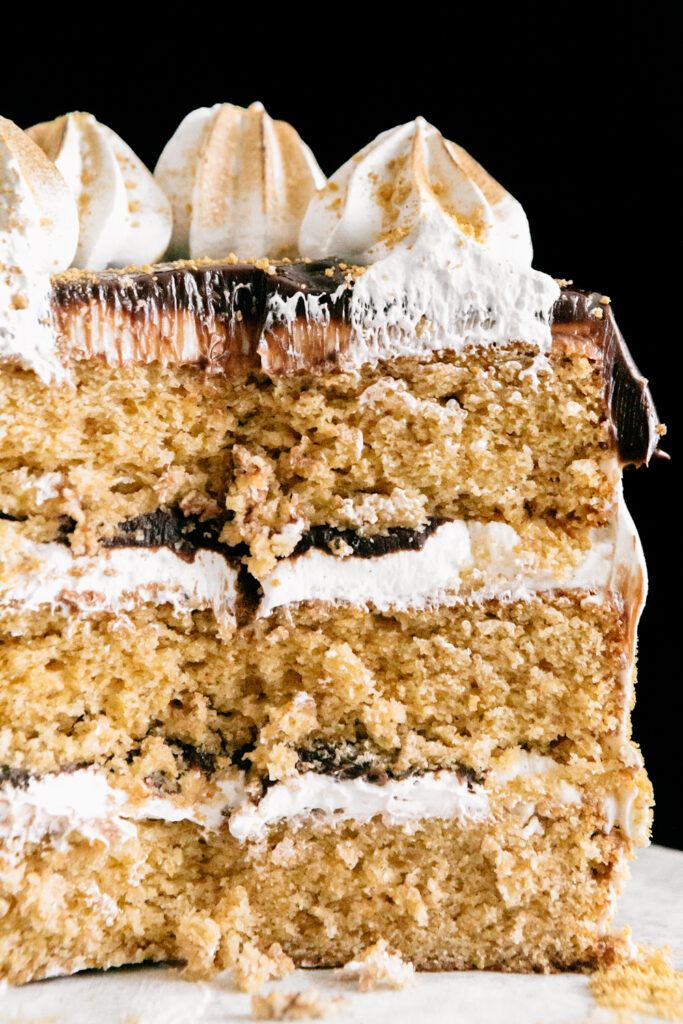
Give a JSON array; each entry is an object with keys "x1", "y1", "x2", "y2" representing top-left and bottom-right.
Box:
[
  {"x1": 1, "y1": 102, "x2": 561, "y2": 376},
  {"x1": 0, "y1": 102, "x2": 662, "y2": 465},
  {"x1": 155, "y1": 101, "x2": 325, "y2": 261}
]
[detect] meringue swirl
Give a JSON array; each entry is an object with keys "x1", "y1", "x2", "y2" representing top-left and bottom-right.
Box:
[
  {"x1": 300, "y1": 117, "x2": 532, "y2": 265},
  {"x1": 28, "y1": 112, "x2": 172, "y2": 271},
  {"x1": 298, "y1": 117, "x2": 559, "y2": 363},
  {"x1": 155, "y1": 101, "x2": 325, "y2": 260},
  {"x1": 0, "y1": 117, "x2": 78, "y2": 379}
]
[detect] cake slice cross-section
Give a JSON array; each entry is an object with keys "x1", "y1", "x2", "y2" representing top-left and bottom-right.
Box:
[{"x1": 0, "y1": 106, "x2": 661, "y2": 983}]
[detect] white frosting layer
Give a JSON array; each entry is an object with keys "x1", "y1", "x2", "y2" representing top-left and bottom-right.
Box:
[
  {"x1": 258, "y1": 497, "x2": 643, "y2": 616},
  {"x1": 228, "y1": 770, "x2": 489, "y2": 842},
  {"x1": 0, "y1": 758, "x2": 649, "y2": 852},
  {"x1": 0, "y1": 768, "x2": 246, "y2": 854},
  {"x1": 298, "y1": 118, "x2": 560, "y2": 365},
  {"x1": 155, "y1": 102, "x2": 325, "y2": 260},
  {"x1": 0, "y1": 540, "x2": 238, "y2": 625},
  {"x1": 0, "y1": 117, "x2": 78, "y2": 380},
  {"x1": 0, "y1": 489, "x2": 644, "y2": 626},
  {"x1": 28, "y1": 112, "x2": 172, "y2": 271}
]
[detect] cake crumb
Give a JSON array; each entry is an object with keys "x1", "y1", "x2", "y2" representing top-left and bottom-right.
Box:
[
  {"x1": 251, "y1": 989, "x2": 345, "y2": 1019},
  {"x1": 341, "y1": 938, "x2": 415, "y2": 991},
  {"x1": 590, "y1": 944, "x2": 683, "y2": 1020},
  {"x1": 233, "y1": 942, "x2": 295, "y2": 993}
]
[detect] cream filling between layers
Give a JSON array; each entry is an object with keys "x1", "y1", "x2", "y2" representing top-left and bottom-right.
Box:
[
  {"x1": 0, "y1": 752, "x2": 650, "y2": 856},
  {"x1": 258, "y1": 493, "x2": 645, "y2": 615},
  {"x1": 0, "y1": 540, "x2": 238, "y2": 626},
  {"x1": 0, "y1": 488, "x2": 644, "y2": 621}
]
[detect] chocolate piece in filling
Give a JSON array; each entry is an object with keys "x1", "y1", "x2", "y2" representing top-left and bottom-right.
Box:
[
  {"x1": 295, "y1": 741, "x2": 483, "y2": 787},
  {"x1": 102, "y1": 509, "x2": 445, "y2": 565}
]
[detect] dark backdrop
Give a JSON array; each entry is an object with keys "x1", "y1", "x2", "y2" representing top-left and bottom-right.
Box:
[{"x1": 4, "y1": 4, "x2": 679, "y2": 848}]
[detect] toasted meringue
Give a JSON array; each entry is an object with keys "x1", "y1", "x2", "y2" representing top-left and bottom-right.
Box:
[
  {"x1": 0, "y1": 116, "x2": 78, "y2": 273},
  {"x1": 1, "y1": 116, "x2": 78, "y2": 380},
  {"x1": 155, "y1": 101, "x2": 325, "y2": 260},
  {"x1": 300, "y1": 116, "x2": 531, "y2": 265},
  {"x1": 28, "y1": 112, "x2": 172, "y2": 271},
  {"x1": 296, "y1": 117, "x2": 559, "y2": 364}
]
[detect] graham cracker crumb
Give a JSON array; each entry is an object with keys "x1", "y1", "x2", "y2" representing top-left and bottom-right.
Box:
[
  {"x1": 233, "y1": 942, "x2": 295, "y2": 993},
  {"x1": 590, "y1": 944, "x2": 683, "y2": 1020},
  {"x1": 341, "y1": 938, "x2": 415, "y2": 991},
  {"x1": 251, "y1": 989, "x2": 345, "y2": 1020},
  {"x1": 591, "y1": 307, "x2": 604, "y2": 319},
  {"x1": 175, "y1": 912, "x2": 221, "y2": 977}
]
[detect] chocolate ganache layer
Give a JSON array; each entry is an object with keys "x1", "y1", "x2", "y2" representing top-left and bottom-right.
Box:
[
  {"x1": 101, "y1": 508, "x2": 444, "y2": 563},
  {"x1": 49, "y1": 260, "x2": 661, "y2": 466}
]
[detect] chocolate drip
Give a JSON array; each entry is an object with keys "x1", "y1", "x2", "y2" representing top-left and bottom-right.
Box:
[
  {"x1": 53, "y1": 258, "x2": 349, "y2": 322},
  {"x1": 552, "y1": 287, "x2": 661, "y2": 466},
  {"x1": 51, "y1": 258, "x2": 351, "y2": 372}
]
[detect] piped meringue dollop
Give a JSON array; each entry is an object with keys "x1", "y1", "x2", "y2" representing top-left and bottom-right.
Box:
[
  {"x1": 155, "y1": 101, "x2": 325, "y2": 260},
  {"x1": 28, "y1": 112, "x2": 172, "y2": 271},
  {"x1": 0, "y1": 116, "x2": 78, "y2": 379},
  {"x1": 298, "y1": 117, "x2": 560, "y2": 361}
]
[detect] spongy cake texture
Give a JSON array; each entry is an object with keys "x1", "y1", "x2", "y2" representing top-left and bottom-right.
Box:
[{"x1": 0, "y1": 260, "x2": 657, "y2": 984}]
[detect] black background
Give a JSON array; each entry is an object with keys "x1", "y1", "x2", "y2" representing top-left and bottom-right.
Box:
[{"x1": 3, "y1": 4, "x2": 680, "y2": 848}]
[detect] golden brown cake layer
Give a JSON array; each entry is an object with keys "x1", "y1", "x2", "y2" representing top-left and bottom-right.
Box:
[
  {"x1": 0, "y1": 592, "x2": 632, "y2": 777},
  {"x1": 0, "y1": 801, "x2": 636, "y2": 983},
  {"x1": 0, "y1": 339, "x2": 620, "y2": 568}
]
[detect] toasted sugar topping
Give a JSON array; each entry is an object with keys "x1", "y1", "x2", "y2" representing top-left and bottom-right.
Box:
[
  {"x1": 340, "y1": 938, "x2": 415, "y2": 991},
  {"x1": 155, "y1": 101, "x2": 325, "y2": 262}
]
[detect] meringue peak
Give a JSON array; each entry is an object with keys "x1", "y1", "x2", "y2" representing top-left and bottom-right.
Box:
[
  {"x1": 0, "y1": 116, "x2": 78, "y2": 273},
  {"x1": 1, "y1": 116, "x2": 78, "y2": 380},
  {"x1": 155, "y1": 101, "x2": 325, "y2": 260},
  {"x1": 300, "y1": 116, "x2": 532, "y2": 267},
  {"x1": 28, "y1": 112, "x2": 172, "y2": 271}
]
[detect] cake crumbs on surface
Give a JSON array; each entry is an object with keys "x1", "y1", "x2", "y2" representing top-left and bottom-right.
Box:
[
  {"x1": 251, "y1": 989, "x2": 346, "y2": 1020},
  {"x1": 591, "y1": 307, "x2": 605, "y2": 319},
  {"x1": 590, "y1": 944, "x2": 683, "y2": 1021},
  {"x1": 340, "y1": 938, "x2": 415, "y2": 991},
  {"x1": 556, "y1": 278, "x2": 574, "y2": 288},
  {"x1": 600, "y1": 294, "x2": 612, "y2": 304},
  {"x1": 233, "y1": 942, "x2": 295, "y2": 993}
]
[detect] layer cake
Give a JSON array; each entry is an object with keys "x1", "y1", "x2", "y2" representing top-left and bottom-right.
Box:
[{"x1": 0, "y1": 104, "x2": 661, "y2": 982}]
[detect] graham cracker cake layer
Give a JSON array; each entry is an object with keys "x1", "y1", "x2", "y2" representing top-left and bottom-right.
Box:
[
  {"x1": 0, "y1": 782, "x2": 640, "y2": 984},
  {"x1": 0, "y1": 592, "x2": 634, "y2": 777},
  {"x1": 0, "y1": 336, "x2": 626, "y2": 569}
]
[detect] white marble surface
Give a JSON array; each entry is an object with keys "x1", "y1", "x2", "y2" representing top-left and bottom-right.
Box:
[{"x1": 1, "y1": 844, "x2": 681, "y2": 1023}]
